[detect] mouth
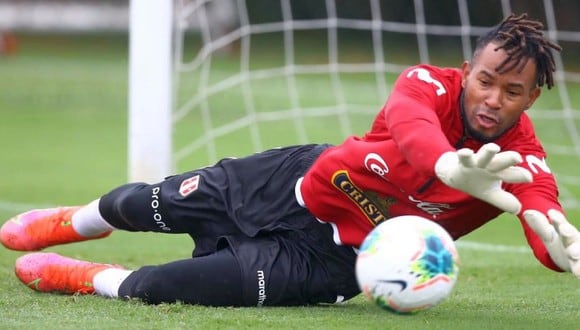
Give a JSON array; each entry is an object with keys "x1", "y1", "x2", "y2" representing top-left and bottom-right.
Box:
[{"x1": 475, "y1": 113, "x2": 499, "y2": 129}]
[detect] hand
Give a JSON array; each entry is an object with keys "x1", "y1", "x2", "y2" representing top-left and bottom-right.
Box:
[
  {"x1": 435, "y1": 143, "x2": 532, "y2": 214},
  {"x1": 523, "y1": 209, "x2": 580, "y2": 278}
]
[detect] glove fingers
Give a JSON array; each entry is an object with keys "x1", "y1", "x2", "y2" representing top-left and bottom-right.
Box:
[
  {"x1": 523, "y1": 210, "x2": 555, "y2": 242},
  {"x1": 567, "y1": 244, "x2": 580, "y2": 278},
  {"x1": 527, "y1": 209, "x2": 580, "y2": 277},
  {"x1": 496, "y1": 167, "x2": 533, "y2": 183},
  {"x1": 548, "y1": 209, "x2": 580, "y2": 247},
  {"x1": 482, "y1": 190, "x2": 522, "y2": 214},
  {"x1": 567, "y1": 243, "x2": 580, "y2": 260},
  {"x1": 557, "y1": 222, "x2": 579, "y2": 244},
  {"x1": 486, "y1": 151, "x2": 524, "y2": 172},
  {"x1": 474, "y1": 143, "x2": 500, "y2": 168},
  {"x1": 570, "y1": 263, "x2": 580, "y2": 279},
  {"x1": 457, "y1": 148, "x2": 475, "y2": 168}
]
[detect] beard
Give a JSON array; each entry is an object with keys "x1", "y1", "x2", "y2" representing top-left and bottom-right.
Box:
[{"x1": 463, "y1": 120, "x2": 498, "y2": 143}]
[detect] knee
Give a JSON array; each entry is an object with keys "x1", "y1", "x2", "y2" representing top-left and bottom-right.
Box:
[
  {"x1": 99, "y1": 183, "x2": 155, "y2": 231},
  {"x1": 128, "y1": 267, "x2": 179, "y2": 304}
]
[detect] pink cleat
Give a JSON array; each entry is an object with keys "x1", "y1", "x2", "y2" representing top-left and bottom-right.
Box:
[
  {"x1": 0, "y1": 207, "x2": 111, "y2": 251},
  {"x1": 15, "y1": 252, "x2": 122, "y2": 295}
]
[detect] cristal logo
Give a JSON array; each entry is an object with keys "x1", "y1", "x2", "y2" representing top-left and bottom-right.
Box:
[{"x1": 364, "y1": 153, "x2": 389, "y2": 180}]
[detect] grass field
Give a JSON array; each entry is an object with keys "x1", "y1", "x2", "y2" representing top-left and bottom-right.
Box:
[{"x1": 1, "y1": 33, "x2": 580, "y2": 329}]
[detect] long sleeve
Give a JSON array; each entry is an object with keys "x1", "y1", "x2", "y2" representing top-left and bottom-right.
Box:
[
  {"x1": 503, "y1": 125, "x2": 566, "y2": 272},
  {"x1": 366, "y1": 65, "x2": 462, "y2": 177}
]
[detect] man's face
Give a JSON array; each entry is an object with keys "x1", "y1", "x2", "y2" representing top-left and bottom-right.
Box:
[{"x1": 461, "y1": 42, "x2": 541, "y2": 142}]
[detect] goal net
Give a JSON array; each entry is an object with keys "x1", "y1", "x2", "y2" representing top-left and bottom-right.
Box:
[{"x1": 130, "y1": 0, "x2": 580, "y2": 209}]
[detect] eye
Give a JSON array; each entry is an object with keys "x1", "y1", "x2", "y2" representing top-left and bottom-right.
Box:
[
  {"x1": 478, "y1": 79, "x2": 490, "y2": 87},
  {"x1": 507, "y1": 90, "x2": 521, "y2": 97}
]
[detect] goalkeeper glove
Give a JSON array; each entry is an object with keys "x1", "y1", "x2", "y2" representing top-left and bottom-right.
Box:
[
  {"x1": 435, "y1": 143, "x2": 532, "y2": 214},
  {"x1": 523, "y1": 209, "x2": 580, "y2": 278}
]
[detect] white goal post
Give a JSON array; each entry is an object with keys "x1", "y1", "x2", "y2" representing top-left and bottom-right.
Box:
[
  {"x1": 128, "y1": 0, "x2": 580, "y2": 210},
  {"x1": 128, "y1": 0, "x2": 174, "y2": 183}
]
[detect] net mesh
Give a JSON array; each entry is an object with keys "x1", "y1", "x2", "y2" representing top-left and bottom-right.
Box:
[{"x1": 172, "y1": 0, "x2": 580, "y2": 208}]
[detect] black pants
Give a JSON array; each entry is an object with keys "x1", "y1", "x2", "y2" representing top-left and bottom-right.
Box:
[{"x1": 99, "y1": 144, "x2": 360, "y2": 306}]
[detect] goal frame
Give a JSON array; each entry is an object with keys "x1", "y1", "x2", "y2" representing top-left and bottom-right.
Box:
[{"x1": 128, "y1": 0, "x2": 174, "y2": 183}]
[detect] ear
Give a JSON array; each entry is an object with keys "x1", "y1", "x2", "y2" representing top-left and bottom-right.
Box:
[
  {"x1": 461, "y1": 60, "x2": 470, "y2": 88},
  {"x1": 524, "y1": 87, "x2": 541, "y2": 110}
]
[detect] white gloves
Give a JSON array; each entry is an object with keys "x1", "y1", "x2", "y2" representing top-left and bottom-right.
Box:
[
  {"x1": 523, "y1": 209, "x2": 580, "y2": 277},
  {"x1": 435, "y1": 143, "x2": 532, "y2": 214}
]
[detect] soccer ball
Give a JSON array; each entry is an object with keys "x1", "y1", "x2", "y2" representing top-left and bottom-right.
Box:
[{"x1": 356, "y1": 215, "x2": 459, "y2": 314}]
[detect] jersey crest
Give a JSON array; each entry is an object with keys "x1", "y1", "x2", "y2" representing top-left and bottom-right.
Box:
[{"x1": 179, "y1": 175, "x2": 200, "y2": 197}]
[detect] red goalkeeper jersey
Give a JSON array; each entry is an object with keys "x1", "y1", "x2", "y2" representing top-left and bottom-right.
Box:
[{"x1": 299, "y1": 64, "x2": 565, "y2": 272}]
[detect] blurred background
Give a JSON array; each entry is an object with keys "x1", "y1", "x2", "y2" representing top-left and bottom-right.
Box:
[
  {"x1": 2, "y1": 1, "x2": 580, "y2": 34},
  {"x1": 1, "y1": 2, "x2": 580, "y2": 328},
  {"x1": 1, "y1": 0, "x2": 579, "y2": 203},
  {"x1": 0, "y1": 0, "x2": 578, "y2": 212},
  {"x1": 1, "y1": 1, "x2": 580, "y2": 230}
]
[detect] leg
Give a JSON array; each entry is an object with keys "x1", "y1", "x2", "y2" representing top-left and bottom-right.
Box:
[
  {"x1": 13, "y1": 223, "x2": 359, "y2": 307},
  {"x1": 1, "y1": 144, "x2": 329, "y2": 252},
  {"x1": 13, "y1": 248, "x2": 244, "y2": 306},
  {"x1": 118, "y1": 248, "x2": 245, "y2": 306},
  {"x1": 0, "y1": 167, "x2": 239, "y2": 251},
  {"x1": 120, "y1": 225, "x2": 358, "y2": 307}
]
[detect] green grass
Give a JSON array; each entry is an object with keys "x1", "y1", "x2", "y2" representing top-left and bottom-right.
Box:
[{"x1": 1, "y1": 33, "x2": 580, "y2": 329}]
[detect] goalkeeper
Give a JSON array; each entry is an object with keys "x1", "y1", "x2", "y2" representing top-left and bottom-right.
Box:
[{"x1": 2, "y1": 13, "x2": 579, "y2": 306}]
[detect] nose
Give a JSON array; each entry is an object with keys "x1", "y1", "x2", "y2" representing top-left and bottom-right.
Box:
[{"x1": 485, "y1": 88, "x2": 502, "y2": 110}]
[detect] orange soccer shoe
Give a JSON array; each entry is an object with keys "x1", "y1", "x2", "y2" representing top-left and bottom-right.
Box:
[
  {"x1": 0, "y1": 207, "x2": 111, "y2": 251},
  {"x1": 15, "y1": 252, "x2": 122, "y2": 295}
]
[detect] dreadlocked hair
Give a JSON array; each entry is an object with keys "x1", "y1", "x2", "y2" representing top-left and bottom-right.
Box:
[{"x1": 474, "y1": 13, "x2": 562, "y2": 89}]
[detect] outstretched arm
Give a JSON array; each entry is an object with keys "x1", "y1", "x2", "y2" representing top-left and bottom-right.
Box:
[
  {"x1": 523, "y1": 209, "x2": 580, "y2": 277},
  {"x1": 505, "y1": 145, "x2": 580, "y2": 277}
]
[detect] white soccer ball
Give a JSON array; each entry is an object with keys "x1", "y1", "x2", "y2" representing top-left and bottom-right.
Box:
[{"x1": 356, "y1": 215, "x2": 460, "y2": 314}]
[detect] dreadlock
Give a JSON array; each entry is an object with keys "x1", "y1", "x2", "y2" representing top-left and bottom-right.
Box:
[{"x1": 474, "y1": 13, "x2": 562, "y2": 89}]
